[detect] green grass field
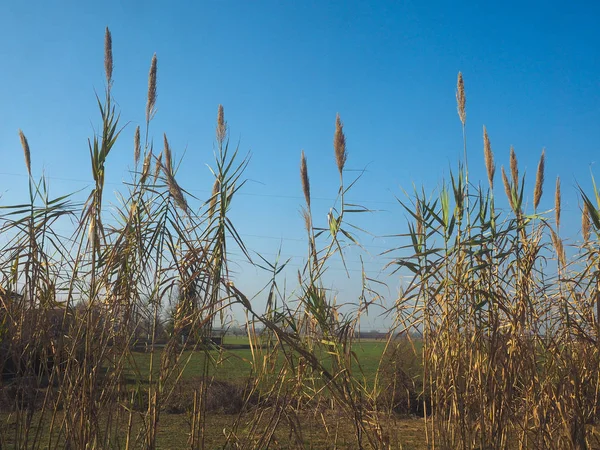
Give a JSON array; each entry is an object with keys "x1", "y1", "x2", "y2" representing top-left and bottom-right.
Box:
[{"x1": 124, "y1": 336, "x2": 419, "y2": 386}]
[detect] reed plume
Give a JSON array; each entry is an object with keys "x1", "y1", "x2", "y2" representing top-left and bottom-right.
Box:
[
  {"x1": 334, "y1": 114, "x2": 347, "y2": 176},
  {"x1": 216, "y1": 104, "x2": 227, "y2": 144},
  {"x1": 416, "y1": 201, "x2": 423, "y2": 240},
  {"x1": 509, "y1": 146, "x2": 519, "y2": 192},
  {"x1": 154, "y1": 151, "x2": 163, "y2": 183},
  {"x1": 163, "y1": 133, "x2": 172, "y2": 175},
  {"x1": 533, "y1": 149, "x2": 545, "y2": 210},
  {"x1": 550, "y1": 228, "x2": 566, "y2": 267},
  {"x1": 146, "y1": 54, "x2": 157, "y2": 123},
  {"x1": 483, "y1": 126, "x2": 495, "y2": 189},
  {"x1": 104, "y1": 27, "x2": 113, "y2": 85},
  {"x1": 209, "y1": 177, "x2": 220, "y2": 218},
  {"x1": 456, "y1": 72, "x2": 466, "y2": 126},
  {"x1": 555, "y1": 176, "x2": 561, "y2": 229},
  {"x1": 19, "y1": 129, "x2": 31, "y2": 176},
  {"x1": 134, "y1": 126, "x2": 141, "y2": 166},
  {"x1": 140, "y1": 149, "x2": 152, "y2": 184},
  {"x1": 302, "y1": 209, "x2": 312, "y2": 233},
  {"x1": 168, "y1": 176, "x2": 188, "y2": 213},
  {"x1": 501, "y1": 166, "x2": 513, "y2": 211},
  {"x1": 582, "y1": 202, "x2": 591, "y2": 242},
  {"x1": 161, "y1": 160, "x2": 187, "y2": 213},
  {"x1": 300, "y1": 150, "x2": 311, "y2": 209}
]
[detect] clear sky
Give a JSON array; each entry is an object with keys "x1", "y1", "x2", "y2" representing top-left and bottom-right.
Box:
[{"x1": 1, "y1": 1, "x2": 599, "y2": 329}]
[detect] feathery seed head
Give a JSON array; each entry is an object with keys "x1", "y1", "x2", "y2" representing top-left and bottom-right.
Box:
[
  {"x1": 550, "y1": 228, "x2": 566, "y2": 267},
  {"x1": 555, "y1": 176, "x2": 561, "y2": 229},
  {"x1": 416, "y1": 201, "x2": 423, "y2": 239},
  {"x1": 134, "y1": 126, "x2": 141, "y2": 166},
  {"x1": 216, "y1": 105, "x2": 227, "y2": 144},
  {"x1": 104, "y1": 27, "x2": 113, "y2": 86},
  {"x1": 456, "y1": 72, "x2": 466, "y2": 126},
  {"x1": 302, "y1": 208, "x2": 312, "y2": 233},
  {"x1": 163, "y1": 133, "x2": 172, "y2": 175},
  {"x1": 483, "y1": 126, "x2": 495, "y2": 189},
  {"x1": 509, "y1": 146, "x2": 519, "y2": 195},
  {"x1": 146, "y1": 54, "x2": 157, "y2": 123},
  {"x1": 154, "y1": 151, "x2": 163, "y2": 183},
  {"x1": 582, "y1": 202, "x2": 591, "y2": 242},
  {"x1": 140, "y1": 149, "x2": 152, "y2": 184},
  {"x1": 160, "y1": 159, "x2": 187, "y2": 213},
  {"x1": 334, "y1": 114, "x2": 347, "y2": 176},
  {"x1": 19, "y1": 130, "x2": 31, "y2": 176},
  {"x1": 533, "y1": 149, "x2": 545, "y2": 210},
  {"x1": 209, "y1": 177, "x2": 220, "y2": 218},
  {"x1": 501, "y1": 166, "x2": 514, "y2": 211},
  {"x1": 300, "y1": 150, "x2": 311, "y2": 209},
  {"x1": 168, "y1": 176, "x2": 188, "y2": 213}
]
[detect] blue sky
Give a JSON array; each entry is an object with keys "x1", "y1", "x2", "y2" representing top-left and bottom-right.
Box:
[{"x1": 1, "y1": 1, "x2": 599, "y2": 328}]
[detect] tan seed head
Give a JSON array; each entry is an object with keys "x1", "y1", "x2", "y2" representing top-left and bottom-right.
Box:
[
  {"x1": 146, "y1": 54, "x2": 157, "y2": 123},
  {"x1": 334, "y1": 114, "x2": 347, "y2": 176},
  {"x1": 140, "y1": 149, "x2": 152, "y2": 184},
  {"x1": 161, "y1": 160, "x2": 187, "y2": 213},
  {"x1": 163, "y1": 133, "x2": 172, "y2": 175},
  {"x1": 302, "y1": 209, "x2": 312, "y2": 233},
  {"x1": 216, "y1": 105, "x2": 227, "y2": 144},
  {"x1": 416, "y1": 201, "x2": 423, "y2": 239},
  {"x1": 509, "y1": 146, "x2": 519, "y2": 192},
  {"x1": 300, "y1": 150, "x2": 311, "y2": 209},
  {"x1": 550, "y1": 228, "x2": 566, "y2": 268},
  {"x1": 104, "y1": 27, "x2": 113, "y2": 85},
  {"x1": 134, "y1": 126, "x2": 141, "y2": 166},
  {"x1": 154, "y1": 151, "x2": 163, "y2": 183},
  {"x1": 483, "y1": 126, "x2": 495, "y2": 189},
  {"x1": 19, "y1": 130, "x2": 31, "y2": 176},
  {"x1": 582, "y1": 202, "x2": 591, "y2": 242},
  {"x1": 209, "y1": 177, "x2": 220, "y2": 218},
  {"x1": 533, "y1": 149, "x2": 545, "y2": 210},
  {"x1": 456, "y1": 72, "x2": 466, "y2": 126},
  {"x1": 555, "y1": 176, "x2": 561, "y2": 229},
  {"x1": 501, "y1": 166, "x2": 514, "y2": 211}
]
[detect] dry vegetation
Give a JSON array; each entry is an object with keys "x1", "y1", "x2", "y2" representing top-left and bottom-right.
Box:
[{"x1": 2, "y1": 29, "x2": 600, "y2": 449}]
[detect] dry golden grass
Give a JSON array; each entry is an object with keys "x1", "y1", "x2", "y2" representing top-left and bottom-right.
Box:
[{"x1": 3, "y1": 28, "x2": 600, "y2": 450}]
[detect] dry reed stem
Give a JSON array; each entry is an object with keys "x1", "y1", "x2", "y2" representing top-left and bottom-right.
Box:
[
  {"x1": 334, "y1": 114, "x2": 347, "y2": 176},
  {"x1": 146, "y1": 54, "x2": 157, "y2": 123},
  {"x1": 300, "y1": 150, "x2": 311, "y2": 209},
  {"x1": 104, "y1": 27, "x2": 113, "y2": 85},
  {"x1": 483, "y1": 126, "x2": 495, "y2": 189},
  {"x1": 134, "y1": 126, "x2": 141, "y2": 166},
  {"x1": 216, "y1": 105, "x2": 227, "y2": 144},
  {"x1": 19, "y1": 130, "x2": 31, "y2": 176},
  {"x1": 582, "y1": 202, "x2": 590, "y2": 242},
  {"x1": 456, "y1": 72, "x2": 466, "y2": 126},
  {"x1": 555, "y1": 177, "x2": 561, "y2": 229},
  {"x1": 533, "y1": 149, "x2": 545, "y2": 210}
]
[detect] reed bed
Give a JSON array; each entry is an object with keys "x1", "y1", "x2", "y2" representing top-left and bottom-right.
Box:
[{"x1": 1, "y1": 30, "x2": 600, "y2": 450}]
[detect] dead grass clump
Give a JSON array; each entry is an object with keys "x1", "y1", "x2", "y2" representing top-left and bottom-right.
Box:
[{"x1": 377, "y1": 339, "x2": 428, "y2": 417}]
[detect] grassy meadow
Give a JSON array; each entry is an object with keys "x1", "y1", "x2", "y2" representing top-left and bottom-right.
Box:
[{"x1": 3, "y1": 29, "x2": 600, "y2": 450}]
